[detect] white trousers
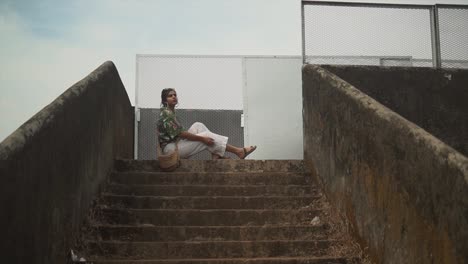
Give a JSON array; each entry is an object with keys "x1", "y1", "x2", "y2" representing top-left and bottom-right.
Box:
[{"x1": 163, "y1": 122, "x2": 228, "y2": 159}]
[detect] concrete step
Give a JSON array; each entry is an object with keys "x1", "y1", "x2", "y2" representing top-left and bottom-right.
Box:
[
  {"x1": 86, "y1": 240, "x2": 344, "y2": 259},
  {"x1": 101, "y1": 195, "x2": 320, "y2": 210},
  {"x1": 110, "y1": 172, "x2": 311, "y2": 186},
  {"x1": 90, "y1": 256, "x2": 353, "y2": 264},
  {"x1": 98, "y1": 208, "x2": 320, "y2": 226},
  {"x1": 115, "y1": 159, "x2": 305, "y2": 173},
  {"x1": 106, "y1": 184, "x2": 319, "y2": 197},
  {"x1": 79, "y1": 160, "x2": 363, "y2": 263},
  {"x1": 90, "y1": 225, "x2": 330, "y2": 242}
]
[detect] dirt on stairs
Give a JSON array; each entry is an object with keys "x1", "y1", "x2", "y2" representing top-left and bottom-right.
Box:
[{"x1": 74, "y1": 159, "x2": 370, "y2": 264}]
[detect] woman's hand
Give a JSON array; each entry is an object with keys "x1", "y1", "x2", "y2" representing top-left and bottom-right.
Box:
[{"x1": 202, "y1": 137, "x2": 215, "y2": 146}]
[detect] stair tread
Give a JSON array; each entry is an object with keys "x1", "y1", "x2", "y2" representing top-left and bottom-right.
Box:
[
  {"x1": 105, "y1": 184, "x2": 318, "y2": 196},
  {"x1": 102, "y1": 194, "x2": 319, "y2": 198},
  {"x1": 100, "y1": 195, "x2": 320, "y2": 210},
  {"x1": 90, "y1": 256, "x2": 352, "y2": 263},
  {"x1": 92, "y1": 224, "x2": 325, "y2": 228},
  {"x1": 100, "y1": 208, "x2": 321, "y2": 212},
  {"x1": 97, "y1": 208, "x2": 321, "y2": 226},
  {"x1": 114, "y1": 159, "x2": 305, "y2": 173},
  {"x1": 85, "y1": 240, "x2": 346, "y2": 259},
  {"x1": 111, "y1": 172, "x2": 311, "y2": 184},
  {"x1": 86, "y1": 240, "x2": 344, "y2": 245},
  {"x1": 108, "y1": 184, "x2": 314, "y2": 187},
  {"x1": 113, "y1": 171, "x2": 309, "y2": 175},
  {"x1": 88, "y1": 224, "x2": 330, "y2": 242}
]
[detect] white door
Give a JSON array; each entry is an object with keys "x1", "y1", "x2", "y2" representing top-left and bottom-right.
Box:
[{"x1": 243, "y1": 57, "x2": 303, "y2": 159}]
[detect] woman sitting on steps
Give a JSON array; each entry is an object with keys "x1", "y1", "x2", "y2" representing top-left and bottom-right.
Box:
[{"x1": 157, "y1": 88, "x2": 257, "y2": 160}]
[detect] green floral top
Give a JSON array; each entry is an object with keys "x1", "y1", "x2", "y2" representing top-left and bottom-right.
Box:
[{"x1": 157, "y1": 107, "x2": 183, "y2": 148}]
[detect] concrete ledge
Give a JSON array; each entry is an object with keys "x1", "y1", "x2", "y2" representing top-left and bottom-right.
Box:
[
  {"x1": 302, "y1": 65, "x2": 468, "y2": 264},
  {"x1": 115, "y1": 159, "x2": 305, "y2": 173},
  {"x1": 0, "y1": 61, "x2": 133, "y2": 263},
  {"x1": 322, "y1": 65, "x2": 468, "y2": 157}
]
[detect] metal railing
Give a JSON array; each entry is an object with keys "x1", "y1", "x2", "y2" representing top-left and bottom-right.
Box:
[{"x1": 301, "y1": 1, "x2": 468, "y2": 69}]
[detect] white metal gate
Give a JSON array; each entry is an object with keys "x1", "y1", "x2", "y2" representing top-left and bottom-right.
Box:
[{"x1": 243, "y1": 57, "x2": 303, "y2": 159}]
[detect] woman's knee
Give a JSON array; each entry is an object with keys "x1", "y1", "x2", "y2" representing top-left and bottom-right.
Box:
[
  {"x1": 178, "y1": 140, "x2": 208, "y2": 158},
  {"x1": 193, "y1": 122, "x2": 205, "y2": 128},
  {"x1": 190, "y1": 122, "x2": 208, "y2": 133}
]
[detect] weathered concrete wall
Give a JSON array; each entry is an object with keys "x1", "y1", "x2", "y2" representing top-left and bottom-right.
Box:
[
  {"x1": 0, "y1": 61, "x2": 133, "y2": 263},
  {"x1": 322, "y1": 65, "x2": 468, "y2": 157},
  {"x1": 302, "y1": 65, "x2": 468, "y2": 264}
]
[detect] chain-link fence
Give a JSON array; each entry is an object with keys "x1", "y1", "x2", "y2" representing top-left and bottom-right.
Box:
[
  {"x1": 438, "y1": 6, "x2": 468, "y2": 68},
  {"x1": 301, "y1": 1, "x2": 468, "y2": 69}
]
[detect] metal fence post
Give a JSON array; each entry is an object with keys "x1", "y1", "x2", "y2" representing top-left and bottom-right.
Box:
[
  {"x1": 134, "y1": 55, "x2": 140, "y2": 159},
  {"x1": 301, "y1": 2, "x2": 306, "y2": 64},
  {"x1": 430, "y1": 5, "x2": 442, "y2": 69}
]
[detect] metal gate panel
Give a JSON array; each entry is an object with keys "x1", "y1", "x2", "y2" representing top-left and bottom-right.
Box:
[
  {"x1": 243, "y1": 57, "x2": 303, "y2": 160},
  {"x1": 302, "y1": 2, "x2": 433, "y2": 67}
]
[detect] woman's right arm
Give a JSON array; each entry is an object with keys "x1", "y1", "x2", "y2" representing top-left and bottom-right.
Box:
[{"x1": 179, "y1": 131, "x2": 214, "y2": 146}]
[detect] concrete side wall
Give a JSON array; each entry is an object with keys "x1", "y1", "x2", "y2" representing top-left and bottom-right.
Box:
[
  {"x1": 0, "y1": 61, "x2": 133, "y2": 263},
  {"x1": 302, "y1": 65, "x2": 468, "y2": 264},
  {"x1": 322, "y1": 65, "x2": 468, "y2": 157}
]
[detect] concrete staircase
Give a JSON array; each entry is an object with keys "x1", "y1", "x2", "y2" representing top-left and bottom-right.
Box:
[{"x1": 79, "y1": 159, "x2": 362, "y2": 263}]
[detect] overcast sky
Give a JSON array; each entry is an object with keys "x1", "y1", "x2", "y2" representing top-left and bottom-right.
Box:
[{"x1": 0, "y1": 0, "x2": 466, "y2": 142}]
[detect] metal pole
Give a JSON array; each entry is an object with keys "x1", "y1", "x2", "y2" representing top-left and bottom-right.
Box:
[
  {"x1": 134, "y1": 55, "x2": 140, "y2": 159},
  {"x1": 301, "y1": 0, "x2": 432, "y2": 9},
  {"x1": 241, "y1": 57, "x2": 249, "y2": 146},
  {"x1": 430, "y1": 5, "x2": 442, "y2": 69},
  {"x1": 301, "y1": 3, "x2": 306, "y2": 64}
]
